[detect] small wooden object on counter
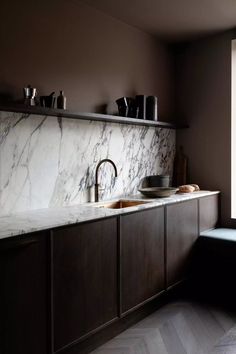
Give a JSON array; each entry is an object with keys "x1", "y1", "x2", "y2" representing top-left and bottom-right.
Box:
[
  {"x1": 178, "y1": 184, "x2": 200, "y2": 193},
  {"x1": 173, "y1": 145, "x2": 188, "y2": 186}
]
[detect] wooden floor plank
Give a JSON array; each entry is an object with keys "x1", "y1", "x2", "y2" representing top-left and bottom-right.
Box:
[
  {"x1": 121, "y1": 328, "x2": 169, "y2": 354},
  {"x1": 92, "y1": 300, "x2": 236, "y2": 354},
  {"x1": 210, "y1": 307, "x2": 236, "y2": 333},
  {"x1": 212, "y1": 325, "x2": 236, "y2": 353},
  {"x1": 171, "y1": 312, "x2": 206, "y2": 354},
  {"x1": 179, "y1": 303, "x2": 221, "y2": 353},
  {"x1": 191, "y1": 302, "x2": 225, "y2": 347},
  {"x1": 159, "y1": 320, "x2": 187, "y2": 354}
]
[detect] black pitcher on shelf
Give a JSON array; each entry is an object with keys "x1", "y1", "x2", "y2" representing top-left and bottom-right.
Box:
[
  {"x1": 116, "y1": 97, "x2": 138, "y2": 118},
  {"x1": 40, "y1": 92, "x2": 56, "y2": 108}
]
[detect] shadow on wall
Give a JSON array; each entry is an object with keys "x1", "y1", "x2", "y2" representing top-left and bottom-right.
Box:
[
  {"x1": 0, "y1": 0, "x2": 174, "y2": 118},
  {"x1": 0, "y1": 80, "x2": 17, "y2": 104}
]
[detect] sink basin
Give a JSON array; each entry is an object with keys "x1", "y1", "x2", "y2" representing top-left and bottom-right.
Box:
[{"x1": 93, "y1": 199, "x2": 150, "y2": 209}]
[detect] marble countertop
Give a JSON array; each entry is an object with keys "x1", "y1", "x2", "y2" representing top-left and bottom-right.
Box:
[{"x1": 0, "y1": 191, "x2": 219, "y2": 240}]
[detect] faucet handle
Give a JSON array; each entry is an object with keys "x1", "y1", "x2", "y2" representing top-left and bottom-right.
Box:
[
  {"x1": 94, "y1": 183, "x2": 105, "y2": 202},
  {"x1": 95, "y1": 183, "x2": 105, "y2": 190}
]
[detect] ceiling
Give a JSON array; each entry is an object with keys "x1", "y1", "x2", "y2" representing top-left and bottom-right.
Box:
[{"x1": 82, "y1": 0, "x2": 236, "y2": 41}]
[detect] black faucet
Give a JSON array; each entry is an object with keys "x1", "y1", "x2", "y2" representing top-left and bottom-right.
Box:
[{"x1": 95, "y1": 159, "x2": 118, "y2": 202}]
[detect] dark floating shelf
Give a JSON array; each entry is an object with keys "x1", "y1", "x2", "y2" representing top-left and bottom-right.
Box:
[{"x1": 0, "y1": 104, "x2": 188, "y2": 129}]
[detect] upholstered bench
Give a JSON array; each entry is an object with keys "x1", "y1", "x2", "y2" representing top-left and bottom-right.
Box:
[
  {"x1": 200, "y1": 228, "x2": 236, "y2": 241},
  {"x1": 191, "y1": 228, "x2": 236, "y2": 303},
  {"x1": 198, "y1": 227, "x2": 236, "y2": 265},
  {"x1": 199, "y1": 228, "x2": 236, "y2": 261}
]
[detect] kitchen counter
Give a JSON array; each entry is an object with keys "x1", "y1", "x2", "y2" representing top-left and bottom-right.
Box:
[{"x1": 0, "y1": 191, "x2": 219, "y2": 240}]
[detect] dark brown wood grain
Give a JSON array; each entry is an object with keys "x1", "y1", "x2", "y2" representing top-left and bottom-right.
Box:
[
  {"x1": 120, "y1": 207, "x2": 165, "y2": 314},
  {"x1": 0, "y1": 232, "x2": 49, "y2": 354},
  {"x1": 52, "y1": 217, "x2": 118, "y2": 352},
  {"x1": 199, "y1": 194, "x2": 219, "y2": 232},
  {"x1": 166, "y1": 200, "x2": 198, "y2": 288},
  {"x1": 0, "y1": 196, "x2": 219, "y2": 354}
]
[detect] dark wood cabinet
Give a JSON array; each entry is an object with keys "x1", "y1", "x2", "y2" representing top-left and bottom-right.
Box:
[
  {"x1": 0, "y1": 232, "x2": 49, "y2": 354},
  {"x1": 0, "y1": 194, "x2": 219, "y2": 354},
  {"x1": 199, "y1": 194, "x2": 219, "y2": 232},
  {"x1": 52, "y1": 217, "x2": 118, "y2": 352},
  {"x1": 120, "y1": 207, "x2": 165, "y2": 314},
  {"x1": 166, "y1": 200, "x2": 198, "y2": 288}
]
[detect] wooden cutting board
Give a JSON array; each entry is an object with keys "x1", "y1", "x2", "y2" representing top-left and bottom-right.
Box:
[{"x1": 173, "y1": 146, "x2": 188, "y2": 186}]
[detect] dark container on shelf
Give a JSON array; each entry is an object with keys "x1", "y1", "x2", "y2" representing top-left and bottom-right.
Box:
[
  {"x1": 127, "y1": 97, "x2": 138, "y2": 118},
  {"x1": 116, "y1": 97, "x2": 129, "y2": 117},
  {"x1": 146, "y1": 96, "x2": 158, "y2": 121},
  {"x1": 40, "y1": 95, "x2": 56, "y2": 108},
  {"x1": 57, "y1": 91, "x2": 66, "y2": 110},
  {"x1": 116, "y1": 97, "x2": 138, "y2": 118},
  {"x1": 136, "y1": 95, "x2": 147, "y2": 119},
  {"x1": 23, "y1": 85, "x2": 37, "y2": 106}
]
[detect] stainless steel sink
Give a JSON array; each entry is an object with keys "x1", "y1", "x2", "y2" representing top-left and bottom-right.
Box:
[{"x1": 93, "y1": 199, "x2": 150, "y2": 209}]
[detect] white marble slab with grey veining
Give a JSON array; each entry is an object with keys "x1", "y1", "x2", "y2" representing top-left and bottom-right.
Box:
[
  {"x1": 0, "y1": 110, "x2": 176, "y2": 215},
  {"x1": 0, "y1": 191, "x2": 219, "y2": 240}
]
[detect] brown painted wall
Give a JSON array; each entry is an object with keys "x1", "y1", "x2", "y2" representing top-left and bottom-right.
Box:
[
  {"x1": 176, "y1": 31, "x2": 235, "y2": 226},
  {"x1": 0, "y1": 0, "x2": 174, "y2": 120}
]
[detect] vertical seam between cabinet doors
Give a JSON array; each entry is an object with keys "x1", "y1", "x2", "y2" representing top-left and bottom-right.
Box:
[
  {"x1": 197, "y1": 199, "x2": 200, "y2": 236},
  {"x1": 218, "y1": 194, "x2": 221, "y2": 227},
  {"x1": 164, "y1": 206, "x2": 167, "y2": 290},
  {"x1": 49, "y1": 230, "x2": 54, "y2": 354},
  {"x1": 118, "y1": 216, "x2": 122, "y2": 317}
]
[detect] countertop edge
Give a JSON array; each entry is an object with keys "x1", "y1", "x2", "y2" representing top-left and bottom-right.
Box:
[{"x1": 0, "y1": 191, "x2": 220, "y2": 240}]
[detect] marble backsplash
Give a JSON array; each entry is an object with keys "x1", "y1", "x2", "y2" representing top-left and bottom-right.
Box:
[{"x1": 0, "y1": 110, "x2": 175, "y2": 215}]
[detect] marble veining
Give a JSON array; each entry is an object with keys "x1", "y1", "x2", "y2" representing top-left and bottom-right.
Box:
[
  {"x1": 0, "y1": 191, "x2": 219, "y2": 240},
  {"x1": 0, "y1": 110, "x2": 175, "y2": 215}
]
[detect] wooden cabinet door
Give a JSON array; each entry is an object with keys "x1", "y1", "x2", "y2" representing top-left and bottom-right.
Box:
[
  {"x1": 120, "y1": 207, "x2": 165, "y2": 315},
  {"x1": 52, "y1": 217, "x2": 118, "y2": 352},
  {"x1": 0, "y1": 232, "x2": 49, "y2": 354},
  {"x1": 199, "y1": 194, "x2": 219, "y2": 232},
  {"x1": 166, "y1": 199, "x2": 198, "y2": 288}
]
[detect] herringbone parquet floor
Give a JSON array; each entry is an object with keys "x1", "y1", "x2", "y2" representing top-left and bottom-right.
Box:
[{"x1": 92, "y1": 300, "x2": 236, "y2": 354}]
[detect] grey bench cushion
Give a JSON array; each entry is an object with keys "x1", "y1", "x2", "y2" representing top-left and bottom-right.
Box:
[{"x1": 200, "y1": 228, "x2": 236, "y2": 242}]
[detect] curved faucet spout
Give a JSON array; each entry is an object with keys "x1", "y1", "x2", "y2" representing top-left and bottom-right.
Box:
[{"x1": 95, "y1": 159, "x2": 118, "y2": 202}]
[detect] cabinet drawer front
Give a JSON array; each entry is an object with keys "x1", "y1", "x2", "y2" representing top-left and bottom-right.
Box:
[
  {"x1": 52, "y1": 217, "x2": 118, "y2": 351},
  {"x1": 120, "y1": 207, "x2": 165, "y2": 314},
  {"x1": 166, "y1": 199, "x2": 198, "y2": 288},
  {"x1": 0, "y1": 233, "x2": 48, "y2": 354},
  {"x1": 199, "y1": 195, "x2": 219, "y2": 232}
]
